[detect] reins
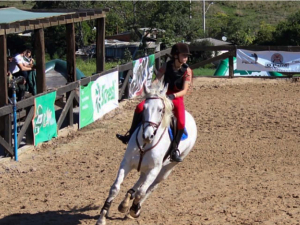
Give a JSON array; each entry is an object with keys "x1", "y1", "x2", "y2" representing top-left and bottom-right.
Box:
[{"x1": 136, "y1": 96, "x2": 166, "y2": 172}]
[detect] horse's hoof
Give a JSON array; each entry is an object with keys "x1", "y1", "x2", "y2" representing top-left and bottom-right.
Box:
[
  {"x1": 129, "y1": 202, "x2": 141, "y2": 218},
  {"x1": 118, "y1": 203, "x2": 129, "y2": 213},
  {"x1": 118, "y1": 192, "x2": 132, "y2": 213},
  {"x1": 96, "y1": 209, "x2": 107, "y2": 225},
  {"x1": 125, "y1": 213, "x2": 135, "y2": 220},
  {"x1": 96, "y1": 218, "x2": 106, "y2": 225},
  {"x1": 129, "y1": 209, "x2": 141, "y2": 218}
]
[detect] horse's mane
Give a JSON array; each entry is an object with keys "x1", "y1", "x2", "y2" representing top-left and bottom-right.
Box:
[{"x1": 144, "y1": 82, "x2": 173, "y2": 128}]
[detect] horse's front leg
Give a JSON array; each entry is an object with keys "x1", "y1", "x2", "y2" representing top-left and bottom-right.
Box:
[
  {"x1": 140, "y1": 162, "x2": 177, "y2": 206},
  {"x1": 118, "y1": 172, "x2": 147, "y2": 213},
  {"x1": 129, "y1": 167, "x2": 161, "y2": 218},
  {"x1": 96, "y1": 160, "x2": 131, "y2": 225}
]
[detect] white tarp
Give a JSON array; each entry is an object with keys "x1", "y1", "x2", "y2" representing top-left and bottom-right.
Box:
[{"x1": 237, "y1": 49, "x2": 300, "y2": 72}]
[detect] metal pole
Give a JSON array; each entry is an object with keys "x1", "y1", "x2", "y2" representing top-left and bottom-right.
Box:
[{"x1": 12, "y1": 81, "x2": 18, "y2": 161}]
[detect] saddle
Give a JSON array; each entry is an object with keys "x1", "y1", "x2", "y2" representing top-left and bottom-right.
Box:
[
  {"x1": 168, "y1": 117, "x2": 188, "y2": 141},
  {"x1": 163, "y1": 117, "x2": 188, "y2": 162}
]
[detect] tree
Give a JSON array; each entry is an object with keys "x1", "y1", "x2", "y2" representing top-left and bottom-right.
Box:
[
  {"x1": 99, "y1": 1, "x2": 195, "y2": 44},
  {"x1": 33, "y1": 0, "x2": 97, "y2": 57},
  {"x1": 254, "y1": 22, "x2": 275, "y2": 45},
  {"x1": 273, "y1": 11, "x2": 300, "y2": 46}
]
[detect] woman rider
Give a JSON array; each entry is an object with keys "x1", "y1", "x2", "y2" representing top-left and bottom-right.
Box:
[{"x1": 116, "y1": 43, "x2": 193, "y2": 162}]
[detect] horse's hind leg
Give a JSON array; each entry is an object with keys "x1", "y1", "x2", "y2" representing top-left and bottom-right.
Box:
[
  {"x1": 96, "y1": 160, "x2": 131, "y2": 225},
  {"x1": 118, "y1": 172, "x2": 147, "y2": 213},
  {"x1": 140, "y1": 163, "x2": 177, "y2": 206}
]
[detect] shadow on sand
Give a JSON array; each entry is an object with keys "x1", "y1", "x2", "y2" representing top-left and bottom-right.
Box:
[
  {"x1": 0, "y1": 204, "x2": 98, "y2": 225},
  {"x1": 0, "y1": 203, "x2": 130, "y2": 225}
]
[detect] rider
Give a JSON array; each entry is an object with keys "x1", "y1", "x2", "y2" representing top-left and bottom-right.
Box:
[{"x1": 116, "y1": 43, "x2": 193, "y2": 162}]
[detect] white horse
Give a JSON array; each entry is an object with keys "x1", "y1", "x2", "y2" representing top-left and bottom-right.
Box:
[{"x1": 96, "y1": 82, "x2": 197, "y2": 225}]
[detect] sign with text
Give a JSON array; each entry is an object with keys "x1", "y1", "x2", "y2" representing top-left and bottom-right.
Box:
[
  {"x1": 32, "y1": 91, "x2": 57, "y2": 146},
  {"x1": 129, "y1": 54, "x2": 155, "y2": 98},
  {"x1": 80, "y1": 70, "x2": 119, "y2": 129},
  {"x1": 237, "y1": 49, "x2": 300, "y2": 72}
]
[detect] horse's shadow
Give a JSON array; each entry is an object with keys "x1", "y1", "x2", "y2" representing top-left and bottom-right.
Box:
[{"x1": 0, "y1": 204, "x2": 124, "y2": 225}]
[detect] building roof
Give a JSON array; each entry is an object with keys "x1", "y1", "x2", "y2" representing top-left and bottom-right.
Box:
[
  {"x1": 76, "y1": 40, "x2": 158, "y2": 55},
  {"x1": 192, "y1": 37, "x2": 231, "y2": 46},
  {"x1": 0, "y1": 7, "x2": 108, "y2": 35}
]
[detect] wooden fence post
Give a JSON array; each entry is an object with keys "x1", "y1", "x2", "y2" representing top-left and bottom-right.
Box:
[
  {"x1": 229, "y1": 55, "x2": 234, "y2": 78},
  {"x1": 34, "y1": 29, "x2": 46, "y2": 93},
  {"x1": 96, "y1": 17, "x2": 105, "y2": 73},
  {"x1": 66, "y1": 23, "x2": 76, "y2": 126},
  {"x1": 25, "y1": 106, "x2": 34, "y2": 145},
  {"x1": 0, "y1": 34, "x2": 11, "y2": 148},
  {"x1": 66, "y1": 23, "x2": 76, "y2": 82}
]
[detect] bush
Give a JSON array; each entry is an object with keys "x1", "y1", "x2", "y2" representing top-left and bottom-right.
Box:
[{"x1": 189, "y1": 40, "x2": 214, "y2": 66}]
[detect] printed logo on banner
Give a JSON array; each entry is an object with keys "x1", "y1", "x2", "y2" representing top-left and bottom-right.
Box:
[
  {"x1": 32, "y1": 91, "x2": 57, "y2": 146},
  {"x1": 265, "y1": 53, "x2": 289, "y2": 68},
  {"x1": 94, "y1": 81, "x2": 116, "y2": 113},
  {"x1": 241, "y1": 53, "x2": 258, "y2": 64},
  {"x1": 271, "y1": 53, "x2": 283, "y2": 63}
]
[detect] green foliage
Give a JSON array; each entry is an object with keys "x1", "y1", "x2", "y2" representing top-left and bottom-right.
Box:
[
  {"x1": 121, "y1": 48, "x2": 132, "y2": 64},
  {"x1": 254, "y1": 22, "x2": 276, "y2": 45},
  {"x1": 6, "y1": 1, "x2": 300, "y2": 59},
  {"x1": 193, "y1": 68, "x2": 215, "y2": 77},
  {"x1": 75, "y1": 58, "x2": 120, "y2": 77},
  {"x1": 189, "y1": 40, "x2": 214, "y2": 65},
  {"x1": 273, "y1": 11, "x2": 300, "y2": 46},
  {"x1": 44, "y1": 25, "x2": 66, "y2": 59}
]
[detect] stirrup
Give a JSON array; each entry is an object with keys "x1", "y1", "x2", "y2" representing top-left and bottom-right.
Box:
[
  {"x1": 116, "y1": 133, "x2": 130, "y2": 145},
  {"x1": 170, "y1": 148, "x2": 183, "y2": 162}
]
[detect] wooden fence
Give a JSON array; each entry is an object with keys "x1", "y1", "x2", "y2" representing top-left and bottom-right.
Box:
[{"x1": 0, "y1": 45, "x2": 298, "y2": 157}]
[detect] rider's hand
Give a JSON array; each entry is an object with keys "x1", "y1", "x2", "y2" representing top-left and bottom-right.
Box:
[
  {"x1": 167, "y1": 94, "x2": 175, "y2": 100},
  {"x1": 182, "y1": 63, "x2": 189, "y2": 68}
]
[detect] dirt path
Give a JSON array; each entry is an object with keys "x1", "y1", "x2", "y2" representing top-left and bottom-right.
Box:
[{"x1": 0, "y1": 78, "x2": 299, "y2": 225}]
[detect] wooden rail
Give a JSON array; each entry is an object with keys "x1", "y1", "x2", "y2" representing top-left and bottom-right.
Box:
[{"x1": 0, "y1": 45, "x2": 298, "y2": 157}]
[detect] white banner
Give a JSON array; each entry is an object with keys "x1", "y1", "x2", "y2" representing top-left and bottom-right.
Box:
[
  {"x1": 237, "y1": 49, "x2": 300, "y2": 72},
  {"x1": 129, "y1": 55, "x2": 155, "y2": 99},
  {"x1": 92, "y1": 71, "x2": 119, "y2": 121}
]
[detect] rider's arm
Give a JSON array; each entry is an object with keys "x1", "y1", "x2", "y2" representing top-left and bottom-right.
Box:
[
  {"x1": 153, "y1": 64, "x2": 166, "y2": 82},
  {"x1": 173, "y1": 68, "x2": 192, "y2": 98}
]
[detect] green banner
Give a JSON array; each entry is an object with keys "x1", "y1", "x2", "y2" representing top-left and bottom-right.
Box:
[
  {"x1": 32, "y1": 91, "x2": 58, "y2": 146},
  {"x1": 79, "y1": 70, "x2": 119, "y2": 129},
  {"x1": 79, "y1": 81, "x2": 94, "y2": 129}
]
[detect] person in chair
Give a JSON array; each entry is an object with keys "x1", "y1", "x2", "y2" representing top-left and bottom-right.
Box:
[{"x1": 117, "y1": 43, "x2": 193, "y2": 162}]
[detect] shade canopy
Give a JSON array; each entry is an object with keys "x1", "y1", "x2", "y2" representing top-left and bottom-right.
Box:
[
  {"x1": 0, "y1": 7, "x2": 108, "y2": 35},
  {"x1": 0, "y1": 7, "x2": 69, "y2": 24}
]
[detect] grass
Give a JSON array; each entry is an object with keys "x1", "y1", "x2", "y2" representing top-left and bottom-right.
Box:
[
  {"x1": 75, "y1": 58, "x2": 121, "y2": 77},
  {"x1": 75, "y1": 56, "x2": 216, "y2": 77},
  {"x1": 193, "y1": 68, "x2": 215, "y2": 77}
]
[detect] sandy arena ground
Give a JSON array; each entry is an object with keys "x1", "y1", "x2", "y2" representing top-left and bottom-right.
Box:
[{"x1": 0, "y1": 77, "x2": 299, "y2": 225}]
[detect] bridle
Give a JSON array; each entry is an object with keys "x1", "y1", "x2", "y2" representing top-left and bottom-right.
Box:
[
  {"x1": 136, "y1": 96, "x2": 167, "y2": 172},
  {"x1": 142, "y1": 97, "x2": 165, "y2": 137}
]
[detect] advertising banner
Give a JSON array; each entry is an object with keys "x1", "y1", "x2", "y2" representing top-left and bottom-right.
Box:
[
  {"x1": 32, "y1": 91, "x2": 57, "y2": 146},
  {"x1": 214, "y1": 57, "x2": 282, "y2": 77},
  {"x1": 237, "y1": 49, "x2": 300, "y2": 72},
  {"x1": 80, "y1": 70, "x2": 119, "y2": 129},
  {"x1": 129, "y1": 54, "x2": 155, "y2": 98}
]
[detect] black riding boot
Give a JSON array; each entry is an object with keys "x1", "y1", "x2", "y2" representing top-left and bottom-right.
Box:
[
  {"x1": 170, "y1": 129, "x2": 184, "y2": 162},
  {"x1": 116, "y1": 111, "x2": 142, "y2": 144}
]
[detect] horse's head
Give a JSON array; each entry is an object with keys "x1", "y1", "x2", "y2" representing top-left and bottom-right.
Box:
[{"x1": 142, "y1": 82, "x2": 173, "y2": 143}]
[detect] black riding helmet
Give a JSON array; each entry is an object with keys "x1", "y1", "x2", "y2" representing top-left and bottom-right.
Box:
[{"x1": 171, "y1": 43, "x2": 192, "y2": 56}]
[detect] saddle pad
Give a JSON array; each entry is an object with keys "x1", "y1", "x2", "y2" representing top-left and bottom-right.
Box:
[{"x1": 168, "y1": 127, "x2": 188, "y2": 141}]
